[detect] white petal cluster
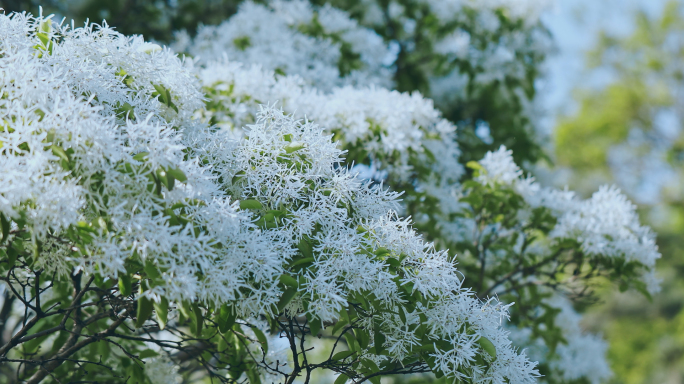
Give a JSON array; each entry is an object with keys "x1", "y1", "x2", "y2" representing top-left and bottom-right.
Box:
[
  {"x1": 348, "y1": 0, "x2": 552, "y2": 113},
  {"x1": 197, "y1": 60, "x2": 463, "y2": 191},
  {"x1": 419, "y1": 0, "x2": 553, "y2": 27},
  {"x1": 185, "y1": 106, "x2": 539, "y2": 383},
  {"x1": 476, "y1": 146, "x2": 661, "y2": 292},
  {"x1": 175, "y1": 0, "x2": 393, "y2": 90},
  {"x1": 0, "y1": 13, "x2": 283, "y2": 312},
  {"x1": 508, "y1": 295, "x2": 612, "y2": 384},
  {"x1": 548, "y1": 296, "x2": 612, "y2": 384},
  {"x1": 2, "y1": 6, "x2": 648, "y2": 384},
  {"x1": 420, "y1": 0, "x2": 553, "y2": 86},
  {"x1": 477, "y1": 145, "x2": 524, "y2": 186},
  {"x1": 551, "y1": 186, "x2": 661, "y2": 272},
  {"x1": 143, "y1": 355, "x2": 183, "y2": 384}
]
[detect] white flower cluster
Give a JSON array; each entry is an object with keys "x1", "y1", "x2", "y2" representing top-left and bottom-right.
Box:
[
  {"x1": 420, "y1": 0, "x2": 553, "y2": 26},
  {"x1": 197, "y1": 60, "x2": 463, "y2": 202},
  {"x1": 477, "y1": 146, "x2": 661, "y2": 292},
  {"x1": 175, "y1": 0, "x2": 393, "y2": 90},
  {"x1": 143, "y1": 355, "x2": 183, "y2": 384},
  {"x1": 0, "y1": 13, "x2": 282, "y2": 314},
  {"x1": 548, "y1": 296, "x2": 612, "y2": 384},
  {"x1": 186, "y1": 106, "x2": 540, "y2": 383},
  {"x1": 508, "y1": 295, "x2": 612, "y2": 384},
  {"x1": 347, "y1": 0, "x2": 552, "y2": 110},
  {"x1": 0, "y1": 12, "x2": 540, "y2": 384}
]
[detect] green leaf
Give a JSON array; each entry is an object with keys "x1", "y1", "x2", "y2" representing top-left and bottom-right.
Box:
[
  {"x1": 0, "y1": 213, "x2": 10, "y2": 243},
  {"x1": 39, "y1": 20, "x2": 50, "y2": 33},
  {"x1": 398, "y1": 307, "x2": 407, "y2": 324},
  {"x1": 297, "y1": 238, "x2": 314, "y2": 259},
  {"x1": 166, "y1": 167, "x2": 187, "y2": 183},
  {"x1": 385, "y1": 257, "x2": 401, "y2": 268},
  {"x1": 284, "y1": 142, "x2": 305, "y2": 154},
  {"x1": 342, "y1": 307, "x2": 352, "y2": 324},
  {"x1": 136, "y1": 296, "x2": 154, "y2": 328},
  {"x1": 309, "y1": 317, "x2": 322, "y2": 337},
  {"x1": 477, "y1": 336, "x2": 497, "y2": 359},
  {"x1": 138, "y1": 349, "x2": 159, "y2": 359},
  {"x1": 218, "y1": 304, "x2": 237, "y2": 334},
  {"x1": 116, "y1": 102, "x2": 136, "y2": 119},
  {"x1": 153, "y1": 84, "x2": 169, "y2": 104},
  {"x1": 133, "y1": 152, "x2": 149, "y2": 161},
  {"x1": 279, "y1": 274, "x2": 299, "y2": 288},
  {"x1": 218, "y1": 334, "x2": 229, "y2": 353},
  {"x1": 178, "y1": 300, "x2": 192, "y2": 320},
  {"x1": 252, "y1": 327, "x2": 269, "y2": 353},
  {"x1": 374, "y1": 320, "x2": 386, "y2": 354},
  {"x1": 144, "y1": 259, "x2": 161, "y2": 280},
  {"x1": 154, "y1": 297, "x2": 168, "y2": 330},
  {"x1": 361, "y1": 358, "x2": 380, "y2": 373},
  {"x1": 245, "y1": 363, "x2": 263, "y2": 384},
  {"x1": 332, "y1": 316, "x2": 349, "y2": 335},
  {"x1": 619, "y1": 281, "x2": 629, "y2": 292},
  {"x1": 156, "y1": 168, "x2": 172, "y2": 191},
  {"x1": 332, "y1": 350, "x2": 355, "y2": 361},
  {"x1": 37, "y1": 32, "x2": 49, "y2": 47},
  {"x1": 192, "y1": 304, "x2": 203, "y2": 336},
  {"x1": 344, "y1": 332, "x2": 357, "y2": 353},
  {"x1": 7, "y1": 248, "x2": 18, "y2": 269},
  {"x1": 277, "y1": 287, "x2": 298, "y2": 312},
  {"x1": 50, "y1": 145, "x2": 69, "y2": 163},
  {"x1": 290, "y1": 257, "x2": 315, "y2": 269},
  {"x1": 466, "y1": 160, "x2": 483, "y2": 170},
  {"x1": 355, "y1": 328, "x2": 369, "y2": 349},
  {"x1": 231, "y1": 171, "x2": 246, "y2": 184},
  {"x1": 240, "y1": 199, "x2": 263, "y2": 210},
  {"x1": 334, "y1": 374, "x2": 349, "y2": 384},
  {"x1": 118, "y1": 274, "x2": 132, "y2": 297}
]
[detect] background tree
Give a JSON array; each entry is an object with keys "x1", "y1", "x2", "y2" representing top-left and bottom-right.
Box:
[{"x1": 554, "y1": 2, "x2": 684, "y2": 383}]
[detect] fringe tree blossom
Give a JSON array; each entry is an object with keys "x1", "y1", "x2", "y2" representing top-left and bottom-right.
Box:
[
  {"x1": 191, "y1": 37, "x2": 660, "y2": 384},
  {"x1": 0, "y1": 3, "x2": 663, "y2": 384},
  {"x1": 186, "y1": 105, "x2": 541, "y2": 382},
  {"x1": 196, "y1": 60, "x2": 463, "y2": 184},
  {"x1": 174, "y1": 0, "x2": 394, "y2": 90},
  {"x1": 0, "y1": 11, "x2": 541, "y2": 384},
  {"x1": 448, "y1": 146, "x2": 659, "y2": 384},
  {"x1": 143, "y1": 356, "x2": 183, "y2": 384},
  {"x1": 508, "y1": 295, "x2": 613, "y2": 384},
  {"x1": 0, "y1": 12, "x2": 286, "y2": 312},
  {"x1": 475, "y1": 146, "x2": 661, "y2": 293}
]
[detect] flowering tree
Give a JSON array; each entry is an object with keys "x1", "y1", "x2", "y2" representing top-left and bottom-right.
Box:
[
  {"x1": 554, "y1": 2, "x2": 684, "y2": 381},
  {"x1": 0, "y1": 3, "x2": 660, "y2": 384}
]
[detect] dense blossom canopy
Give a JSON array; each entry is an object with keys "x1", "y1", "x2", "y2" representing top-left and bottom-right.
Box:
[{"x1": 0, "y1": 3, "x2": 662, "y2": 384}]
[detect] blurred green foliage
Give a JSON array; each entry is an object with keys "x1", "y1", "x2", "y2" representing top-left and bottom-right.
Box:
[
  {"x1": 0, "y1": 0, "x2": 241, "y2": 43},
  {"x1": 322, "y1": 0, "x2": 549, "y2": 167},
  {"x1": 556, "y1": 1, "x2": 684, "y2": 383}
]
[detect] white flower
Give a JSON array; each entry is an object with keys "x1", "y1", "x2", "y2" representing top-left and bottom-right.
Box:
[
  {"x1": 477, "y1": 145, "x2": 523, "y2": 186},
  {"x1": 179, "y1": 0, "x2": 393, "y2": 91},
  {"x1": 144, "y1": 355, "x2": 182, "y2": 384}
]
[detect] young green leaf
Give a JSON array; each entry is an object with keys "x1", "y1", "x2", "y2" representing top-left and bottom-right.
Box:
[
  {"x1": 136, "y1": 296, "x2": 154, "y2": 328},
  {"x1": 252, "y1": 327, "x2": 269, "y2": 353},
  {"x1": 240, "y1": 199, "x2": 263, "y2": 210},
  {"x1": 118, "y1": 274, "x2": 132, "y2": 297},
  {"x1": 477, "y1": 336, "x2": 497, "y2": 359},
  {"x1": 154, "y1": 297, "x2": 168, "y2": 330}
]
